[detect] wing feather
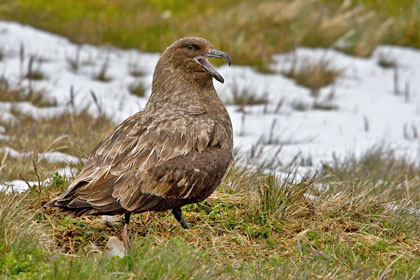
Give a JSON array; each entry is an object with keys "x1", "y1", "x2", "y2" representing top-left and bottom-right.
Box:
[{"x1": 50, "y1": 107, "x2": 233, "y2": 215}]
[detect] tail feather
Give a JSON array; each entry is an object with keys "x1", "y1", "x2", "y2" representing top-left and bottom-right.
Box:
[
  {"x1": 46, "y1": 196, "x2": 124, "y2": 217},
  {"x1": 45, "y1": 179, "x2": 125, "y2": 217},
  {"x1": 45, "y1": 180, "x2": 90, "y2": 212},
  {"x1": 67, "y1": 198, "x2": 92, "y2": 209}
]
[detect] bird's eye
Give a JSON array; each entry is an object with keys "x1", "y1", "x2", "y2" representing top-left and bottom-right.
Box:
[{"x1": 185, "y1": 44, "x2": 197, "y2": 51}]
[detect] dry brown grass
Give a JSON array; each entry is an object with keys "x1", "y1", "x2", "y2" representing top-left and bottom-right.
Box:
[
  {"x1": 200, "y1": 1, "x2": 379, "y2": 68},
  {"x1": 0, "y1": 78, "x2": 56, "y2": 107},
  {"x1": 1, "y1": 81, "x2": 420, "y2": 278},
  {"x1": 0, "y1": 153, "x2": 67, "y2": 185},
  {"x1": 0, "y1": 192, "x2": 47, "y2": 247},
  {"x1": 3, "y1": 0, "x2": 416, "y2": 69},
  {"x1": 377, "y1": 52, "x2": 398, "y2": 69},
  {"x1": 91, "y1": 61, "x2": 112, "y2": 82},
  {"x1": 227, "y1": 80, "x2": 268, "y2": 106},
  {"x1": 128, "y1": 81, "x2": 146, "y2": 97},
  {"x1": 283, "y1": 59, "x2": 342, "y2": 97},
  {"x1": 25, "y1": 153, "x2": 420, "y2": 278},
  {"x1": 0, "y1": 84, "x2": 114, "y2": 182},
  {"x1": 0, "y1": 109, "x2": 114, "y2": 182},
  {"x1": 3, "y1": 110, "x2": 114, "y2": 155},
  {"x1": 2, "y1": 141, "x2": 420, "y2": 278}
]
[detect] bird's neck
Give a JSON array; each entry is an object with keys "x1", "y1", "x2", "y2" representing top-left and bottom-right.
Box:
[{"x1": 147, "y1": 66, "x2": 219, "y2": 111}]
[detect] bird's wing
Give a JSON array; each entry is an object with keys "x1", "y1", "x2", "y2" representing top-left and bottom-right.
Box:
[
  {"x1": 54, "y1": 108, "x2": 232, "y2": 214},
  {"x1": 110, "y1": 145, "x2": 231, "y2": 212}
]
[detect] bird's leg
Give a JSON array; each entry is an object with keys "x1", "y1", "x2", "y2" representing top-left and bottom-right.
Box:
[
  {"x1": 124, "y1": 213, "x2": 131, "y2": 225},
  {"x1": 122, "y1": 213, "x2": 131, "y2": 252},
  {"x1": 172, "y1": 208, "x2": 190, "y2": 229}
]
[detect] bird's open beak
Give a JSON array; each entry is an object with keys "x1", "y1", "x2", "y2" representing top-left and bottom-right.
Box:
[{"x1": 194, "y1": 49, "x2": 232, "y2": 83}]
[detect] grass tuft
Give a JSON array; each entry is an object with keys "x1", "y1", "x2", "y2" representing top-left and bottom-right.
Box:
[
  {"x1": 256, "y1": 174, "x2": 314, "y2": 220},
  {"x1": 0, "y1": 78, "x2": 56, "y2": 107},
  {"x1": 66, "y1": 46, "x2": 82, "y2": 73},
  {"x1": 283, "y1": 59, "x2": 341, "y2": 97},
  {"x1": 128, "y1": 81, "x2": 146, "y2": 97},
  {"x1": 377, "y1": 52, "x2": 398, "y2": 69},
  {"x1": 128, "y1": 63, "x2": 146, "y2": 77},
  {"x1": 0, "y1": 110, "x2": 114, "y2": 182},
  {"x1": 228, "y1": 81, "x2": 268, "y2": 106},
  {"x1": 291, "y1": 100, "x2": 310, "y2": 111},
  {"x1": 0, "y1": 192, "x2": 45, "y2": 247},
  {"x1": 24, "y1": 55, "x2": 47, "y2": 81},
  {"x1": 312, "y1": 101, "x2": 338, "y2": 110},
  {"x1": 1, "y1": 145, "x2": 420, "y2": 278},
  {"x1": 92, "y1": 60, "x2": 111, "y2": 82},
  {"x1": 0, "y1": 191, "x2": 49, "y2": 277},
  {"x1": 25, "y1": 70, "x2": 45, "y2": 81}
]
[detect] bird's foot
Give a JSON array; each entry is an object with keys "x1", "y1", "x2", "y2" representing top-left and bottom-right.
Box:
[
  {"x1": 172, "y1": 208, "x2": 190, "y2": 229},
  {"x1": 179, "y1": 218, "x2": 190, "y2": 229},
  {"x1": 121, "y1": 224, "x2": 130, "y2": 252}
]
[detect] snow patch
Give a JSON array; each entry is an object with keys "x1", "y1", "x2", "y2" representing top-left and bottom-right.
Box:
[{"x1": 0, "y1": 20, "x2": 420, "y2": 189}]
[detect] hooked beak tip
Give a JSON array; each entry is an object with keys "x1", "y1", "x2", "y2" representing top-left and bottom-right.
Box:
[
  {"x1": 205, "y1": 49, "x2": 232, "y2": 66},
  {"x1": 195, "y1": 48, "x2": 231, "y2": 84}
]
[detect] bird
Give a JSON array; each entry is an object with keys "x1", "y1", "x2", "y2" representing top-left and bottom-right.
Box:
[{"x1": 46, "y1": 37, "x2": 233, "y2": 242}]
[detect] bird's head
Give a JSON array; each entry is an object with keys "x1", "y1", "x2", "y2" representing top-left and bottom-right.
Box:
[{"x1": 160, "y1": 37, "x2": 231, "y2": 84}]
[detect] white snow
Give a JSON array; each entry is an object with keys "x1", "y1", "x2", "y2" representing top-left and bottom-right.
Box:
[
  {"x1": 0, "y1": 179, "x2": 37, "y2": 192},
  {"x1": 2, "y1": 146, "x2": 80, "y2": 164},
  {"x1": 1, "y1": 21, "x2": 420, "y2": 192},
  {"x1": 0, "y1": 166, "x2": 78, "y2": 192}
]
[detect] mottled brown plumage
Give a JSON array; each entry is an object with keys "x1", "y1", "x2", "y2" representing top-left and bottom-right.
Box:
[{"x1": 47, "y1": 37, "x2": 233, "y2": 229}]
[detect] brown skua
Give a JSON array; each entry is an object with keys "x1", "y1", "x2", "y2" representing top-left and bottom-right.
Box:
[{"x1": 47, "y1": 37, "x2": 233, "y2": 242}]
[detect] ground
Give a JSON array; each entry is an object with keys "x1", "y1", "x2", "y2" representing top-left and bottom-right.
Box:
[{"x1": 1, "y1": 1, "x2": 420, "y2": 279}]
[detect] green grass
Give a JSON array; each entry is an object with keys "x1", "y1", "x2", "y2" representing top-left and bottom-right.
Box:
[
  {"x1": 1, "y1": 0, "x2": 419, "y2": 68},
  {"x1": 2, "y1": 148, "x2": 420, "y2": 278},
  {"x1": 2, "y1": 4, "x2": 420, "y2": 277},
  {"x1": 1, "y1": 84, "x2": 420, "y2": 277},
  {"x1": 2, "y1": 94, "x2": 420, "y2": 279}
]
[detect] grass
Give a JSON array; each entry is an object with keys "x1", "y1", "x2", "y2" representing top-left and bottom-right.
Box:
[
  {"x1": 0, "y1": 0, "x2": 419, "y2": 68},
  {"x1": 1, "y1": 84, "x2": 420, "y2": 277},
  {"x1": 0, "y1": 78, "x2": 56, "y2": 107},
  {"x1": 377, "y1": 52, "x2": 398, "y2": 69},
  {"x1": 0, "y1": 110, "x2": 114, "y2": 182},
  {"x1": 128, "y1": 63, "x2": 146, "y2": 78},
  {"x1": 0, "y1": 82, "x2": 115, "y2": 183},
  {"x1": 312, "y1": 101, "x2": 338, "y2": 111},
  {"x1": 2, "y1": 2, "x2": 420, "y2": 277},
  {"x1": 2, "y1": 83, "x2": 420, "y2": 278},
  {"x1": 66, "y1": 45, "x2": 82, "y2": 73},
  {"x1": 24, "y1": 69, "x2": 45, "y2": 81},
  {"x1": 228, "y1": 80, "x2": 268, "y2": 106},
  {"x1": 256, "y1": 174, "x2": 313, "y2": 220},
  {"x1": 283, "y1": 59, "x2": 342, "y2": 97},
  {"x1": 92, "y1": 60, "x2": 112, "y2": 82},
  {"x1": 24, "y1": 55, "x2": 47, "y2": 81},
  {"x1": 128, "y1": 81, "x2": 147, "y2": 97},
  {"x1": 2, "y1": 148, "x2": 420, "y2": 278}
]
